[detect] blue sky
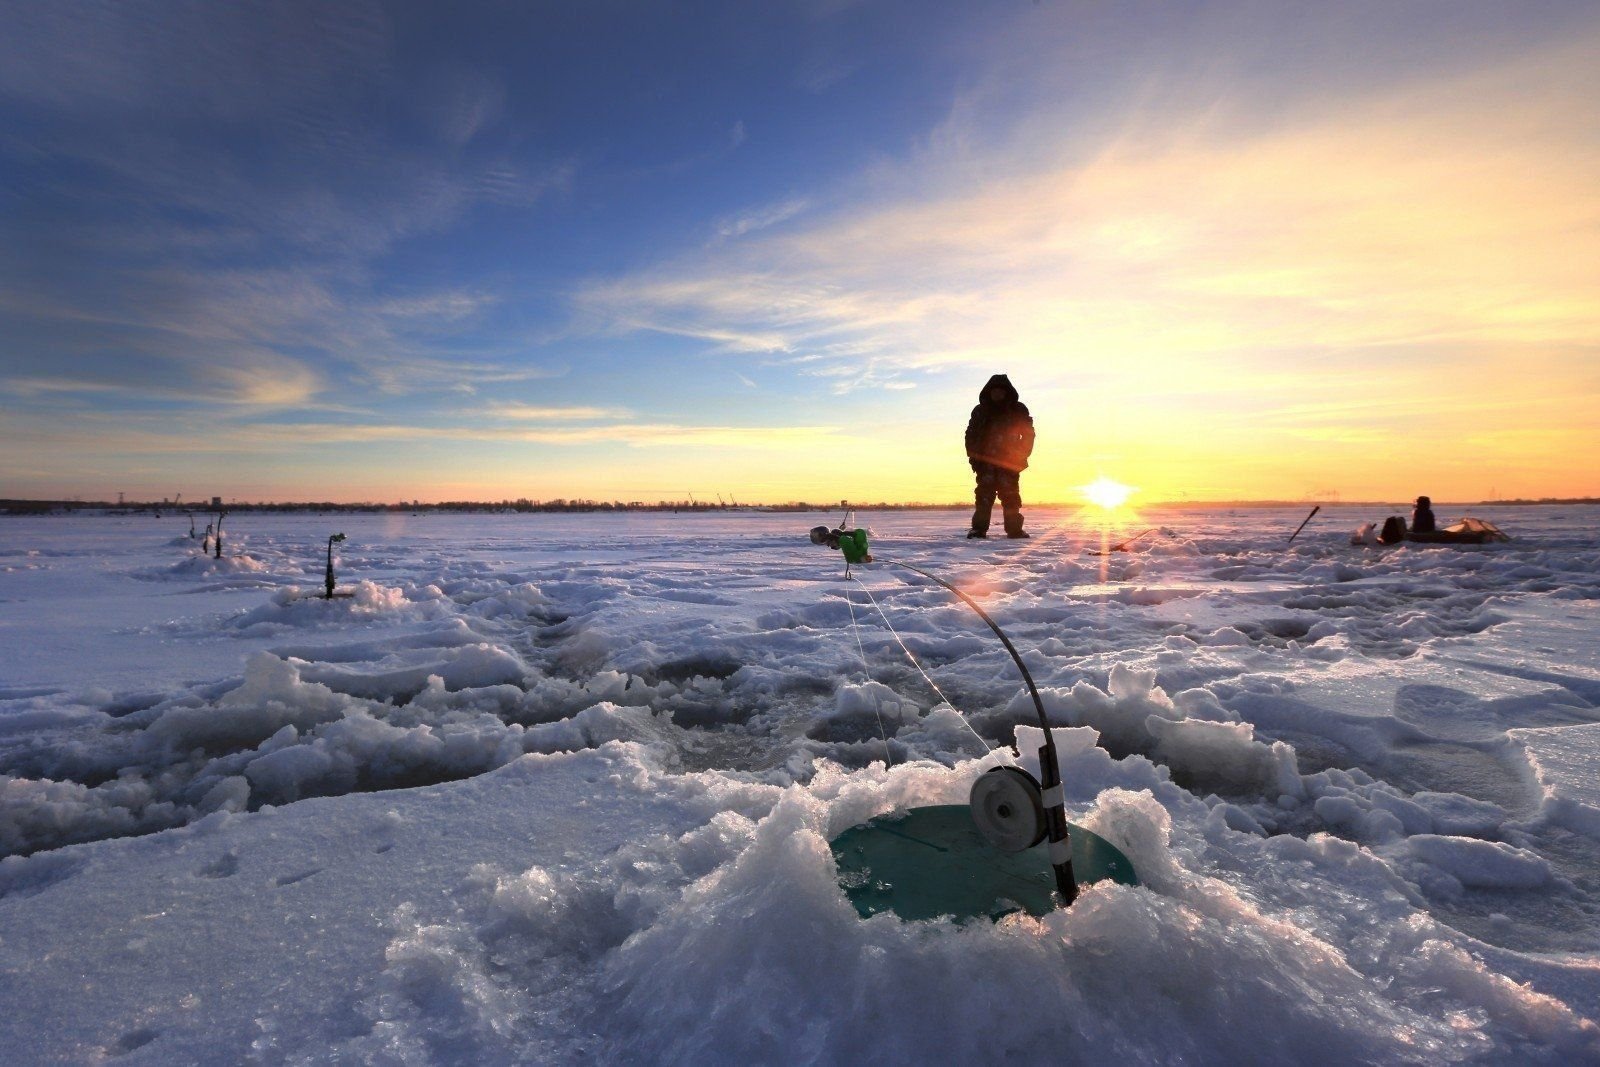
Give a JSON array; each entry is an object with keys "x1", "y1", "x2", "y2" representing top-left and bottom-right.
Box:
[{"x1": 3, "y1": 1, "x2": 1597, "y2": 503}]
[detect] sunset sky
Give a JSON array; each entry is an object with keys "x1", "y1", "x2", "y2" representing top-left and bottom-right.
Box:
[{"x1": 2, "y1": 1, "x2": 1597, "y2": 504}]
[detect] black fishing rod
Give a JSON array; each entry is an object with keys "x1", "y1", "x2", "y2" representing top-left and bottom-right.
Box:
[
  {"x1": 1089, "y1": 527, "x2": 1157, "y2": 555},
  {"x1": 324, "y1": 533, "x2": 346, "y2": 599},
  {"x1": 813, "y1": 518, "x2": 1078, "y2": 903},
  {"x1": 1288, "y1": 505, "x2": 1320, "y2": 545}
]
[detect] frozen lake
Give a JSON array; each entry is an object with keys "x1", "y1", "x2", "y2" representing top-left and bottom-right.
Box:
[{"x1": 1, "y1": 505, "x2": 1598, "y2": 1062}]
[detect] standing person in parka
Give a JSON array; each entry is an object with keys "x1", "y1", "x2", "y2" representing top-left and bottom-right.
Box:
[{"x1": 965, "y1": 373, "x2": 1035, "y2": 538}]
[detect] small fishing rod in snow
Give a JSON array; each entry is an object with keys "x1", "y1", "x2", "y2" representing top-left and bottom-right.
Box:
[
  {"x1": 1288, "y1": 505, "x2": 1320, "y2": 545},
  {"x1": 810, "y1": 514, "x2": 1079, "y2": 903},
  {"x1": 324, "y1": 533, "x2": 349, "y2": 599},
  {"x1": 1087, "y1": 526, "x2": 1171, "y2": 555}
]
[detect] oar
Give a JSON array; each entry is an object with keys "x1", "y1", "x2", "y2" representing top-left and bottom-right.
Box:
[{"x1": 1287, "y1": 505, "x2": 1320, "y2": 545}]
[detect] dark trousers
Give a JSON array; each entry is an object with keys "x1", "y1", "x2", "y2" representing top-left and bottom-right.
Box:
[{"x1": 971, "y1": 465, "x2": 1024, "y2": 535}]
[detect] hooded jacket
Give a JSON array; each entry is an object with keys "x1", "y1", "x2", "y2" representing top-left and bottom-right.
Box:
[
  {"x1": 1412, "y1": 497, "x2": 1436, "y2": 534},
  {"x1": 965, "y1": 374, "x2": 1035, "y2": 472}
]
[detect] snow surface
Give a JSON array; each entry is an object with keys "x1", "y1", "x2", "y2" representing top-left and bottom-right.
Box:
[{"x1": 1, "y1": 507, "x2": 1598, "y2": 1063}]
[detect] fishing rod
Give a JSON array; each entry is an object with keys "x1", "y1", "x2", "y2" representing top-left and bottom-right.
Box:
[
  {"x1": 1088, "y1": 526, "x2": 1159, "y2": 555},
  {"x1": 810, "y1": 516, "x2": 1079, "y2": 903},
  {"x1": 1288, "y1": 505, "x2": 1320, "y2": 545},
  {"x1": 324, "y1": 533, "x2": 347, "y2": 599}
]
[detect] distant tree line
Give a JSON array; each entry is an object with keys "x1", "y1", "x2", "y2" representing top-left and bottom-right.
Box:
[
  {"x1": 6, "y1": 496, "x2": 1599, "y2": 517},
  {"x1": 2, "y1": 497, "x2": 968, "y2": 515}
]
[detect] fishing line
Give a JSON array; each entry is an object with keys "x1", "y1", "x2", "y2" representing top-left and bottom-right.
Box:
[
  {"x1": 848, "y1": 575, "x2": 1002, "y2": 764},
  {"x1": 842, "y1": 580, "x2": 896, "y2": 768}
]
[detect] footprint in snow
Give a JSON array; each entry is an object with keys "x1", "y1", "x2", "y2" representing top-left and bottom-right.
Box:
[
  {"x1": 109, "y1": 1027, "x2": 160, "y2": 1055},
  {"x1": 196, "y1": 853, "x2": 239, "y2": 879},
  {"x1": 273, "y1": 868, "x2": 322, "y2": 887}
]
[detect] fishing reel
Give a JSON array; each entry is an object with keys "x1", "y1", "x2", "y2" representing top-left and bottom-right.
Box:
[
  {"x1": 808, "y1": 511, "x2": 872, "y2": 575},
  {"x1": 969, "y1": 766, "x2": 1048, "y2": 852},
  {"x1": 809, "y1": 525, "x2": 844, "y2": 550},
  {"x1": 971, "y1": 762, "x2": 1078, "y2": 902}
]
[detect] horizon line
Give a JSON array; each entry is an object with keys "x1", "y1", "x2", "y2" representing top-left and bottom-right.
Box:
[{"x1": 7, "y1": 496, "x2": 1599, "y2": 513}]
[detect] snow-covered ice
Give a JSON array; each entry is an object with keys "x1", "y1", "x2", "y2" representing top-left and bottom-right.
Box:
[{"x1": 1, "y1": 506, "x2": 1598, "y2": 1063}]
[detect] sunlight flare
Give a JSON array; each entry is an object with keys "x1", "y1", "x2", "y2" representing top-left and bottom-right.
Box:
[{"x1": 1081, "y1": 476, "x2": 1135, "y2": 510}]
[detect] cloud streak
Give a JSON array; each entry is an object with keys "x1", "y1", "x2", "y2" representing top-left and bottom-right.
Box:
[
  {"x1": 481, "y1": 403, "x2": 632, "y2": 421},
  {"x1": 714, "y1": 198, "x2": 811, "y2": 241},
  {"x1": 0, "y1": 413, "x2": 841, "y2": 459}
]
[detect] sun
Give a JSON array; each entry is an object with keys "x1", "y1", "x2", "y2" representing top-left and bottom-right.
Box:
[{"x1": 1081, "y1": 476, "x2": 1135, "y2": 510}]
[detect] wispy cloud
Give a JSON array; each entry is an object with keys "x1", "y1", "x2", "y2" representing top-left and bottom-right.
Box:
[
  {"x1": 713, "y1": 198, "x2": 811, "y2": 241},
  {"x1": 1, "y1": 257, "x2": 560, "y2": 405},
  {"x1": 377, "y1": 291, "x2": 499, "y2": 321},
  {"x1": 481, "y1": 402, "x2": 632, "y2": 421},
  {"x1": 421, "y1": 67, "x2": 507, "y2": 149},
  {"x1": 0, "y1": 414, "x2": 840, "y2": 456},
  {"x1": 795, "y1": 53, "x2": 855, "y2": 94},
  {"x1": 1, "y1": 348, "x2": 327, "y2": 408}
]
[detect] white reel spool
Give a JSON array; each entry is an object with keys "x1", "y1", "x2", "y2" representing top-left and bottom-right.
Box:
[{"x1": 968, "y1": 766, "x2": 1048, "y2": 853}]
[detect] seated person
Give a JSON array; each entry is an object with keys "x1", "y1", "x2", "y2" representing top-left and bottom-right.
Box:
[{"x1": 1412, "y1": 496, "x2": 1437, "y2": 534}]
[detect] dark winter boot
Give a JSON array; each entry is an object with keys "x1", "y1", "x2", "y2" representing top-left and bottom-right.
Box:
[{"x1": 967, "y1": 529, "x2": 988, "y2": 539}]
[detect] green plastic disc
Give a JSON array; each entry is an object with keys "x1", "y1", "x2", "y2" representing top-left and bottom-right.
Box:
[{"x1": 831, "y1": 805, "x2": 1139, "y2": 922}]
